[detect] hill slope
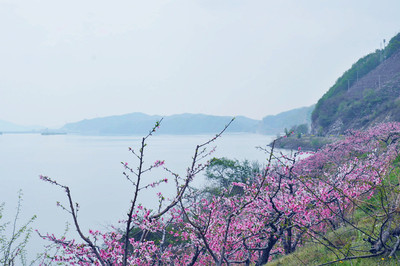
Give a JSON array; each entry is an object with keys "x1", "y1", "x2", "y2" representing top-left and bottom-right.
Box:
[
  {"x1": 0, "y1": 119, "x2": 44, "y2": 132},
  {"x1": 312, "y1": 32, "x2": 400, "y2": 135},
  {"x1": 258, "y1": 105, "x2": 314, "y2": 135}
]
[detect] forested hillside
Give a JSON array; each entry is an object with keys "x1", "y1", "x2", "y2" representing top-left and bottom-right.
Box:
[{"x1": 312, "y1": 32, "x2": 400, "y2": 135}]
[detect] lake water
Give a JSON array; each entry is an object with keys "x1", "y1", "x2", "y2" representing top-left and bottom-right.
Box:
[{"x1": 0, "y1": 133, "x2": 277, "y2": 260}]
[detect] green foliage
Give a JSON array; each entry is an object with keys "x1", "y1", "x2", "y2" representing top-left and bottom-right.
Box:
[
  {"x1": 295, "y1": 124, "x2": 309, "y2": 135},
  {"x1": 312, "y1": 32, "x2": 400, "y2": 133},
  {"x1": 203, "y1": 157, "x2": 261, "y2": 196},
  {"x1": 312, "y1": 50, "x2": 381, "y2": 127},
  {"x1": 0, "y1": 191, "x2": 37, "y2": 266},
  {"x1": 310, "y1": 137, "x2": 324, "y2": 148},
  {"x1": 288, "y1": 124, "x2": 309, "y2": 138},
  {"x1": 385, "y1": 33, "x2": 400, "y2": 58},
  {"x1": 338, "y1": 87, "x2": 393, "y2": 125},
  {"x1": 269, "y1": 230, "x2": 399, "y2": 266}
]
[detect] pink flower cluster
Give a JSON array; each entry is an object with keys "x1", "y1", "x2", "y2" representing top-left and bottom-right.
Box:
[{"x1": 40, "y1": 122, "x2": 400, "y2": 265}]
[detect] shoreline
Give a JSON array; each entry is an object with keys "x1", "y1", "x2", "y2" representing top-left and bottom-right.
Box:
[{"x1": 270, "y1": 135, "x2": 338, "y2": 151}]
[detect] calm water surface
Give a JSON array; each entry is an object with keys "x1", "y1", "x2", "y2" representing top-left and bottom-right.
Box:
[{"x1": 0, "y1": 133, "x2": 276, "y2": 259}]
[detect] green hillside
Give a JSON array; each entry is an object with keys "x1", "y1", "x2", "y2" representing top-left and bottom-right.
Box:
[{"x1": 312, "y1": 32, "x2": 400, "y2": 135}]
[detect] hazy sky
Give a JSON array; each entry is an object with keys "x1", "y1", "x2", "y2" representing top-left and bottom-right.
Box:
[{"x1": 1, "y1": 0, "x2": 399, "y2": 127}]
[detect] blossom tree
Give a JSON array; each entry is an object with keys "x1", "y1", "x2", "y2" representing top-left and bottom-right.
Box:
[
  {"x1": 39, "y1": 121, "x2": 400, "y2": 265},
  {"x1": 294, "y1": 122, "x2": 400, "y2": 263},
  {"x1": 165, "y1": 122, "x2": 400, "y2": 264},
  {"x1": 39, "y1": 119, "x2": 234, "y2": 265}
]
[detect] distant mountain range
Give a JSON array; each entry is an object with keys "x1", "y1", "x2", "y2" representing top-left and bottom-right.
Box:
[
  {"x1": 61, "y1": 33, "x2": 400, "y2": 137},
  {"x1": 59, "y1": 111, "x2": 313, "y2": 136},
  {"x1": 1, "y1": 108, "x2": 314, "y2": 136},
  {"x1": 61, "y1": 113, "x2": 260, "y2": 135},
  {"x1": 4, "y1": 33, "x2": 400, "y2": 138}
]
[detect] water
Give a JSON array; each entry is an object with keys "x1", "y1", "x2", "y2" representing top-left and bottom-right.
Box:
[{"x1": 0, "y1": 133, "x2": 275, "y2": 261}]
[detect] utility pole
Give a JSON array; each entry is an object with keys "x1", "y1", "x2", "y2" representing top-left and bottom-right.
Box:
[
  {"x1": 379, "y1": 75, "x2": 381, "y2": 89},
  {"x1": 383, "y1": 39, "x2": 386, "y2": 59}
]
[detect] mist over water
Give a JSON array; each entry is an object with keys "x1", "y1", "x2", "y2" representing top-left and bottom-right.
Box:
[{"x1": 0, "y1": 133, "x2": 275, "y2": 260}]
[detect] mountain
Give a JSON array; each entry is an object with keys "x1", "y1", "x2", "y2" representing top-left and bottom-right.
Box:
[
  {"x1": 312, "y1": 32, "x2": 400, "y2": 135},
  {"x1": 61, "y1": 113, "x2": 162, "y2": 135},
  {"x1": 61, "y1": 113, "x2": 260, "y2": 135},
  {"x1": 0, "y1": 120, "x2": 44, "y2": 132},
  {"x1": 258, "y1": 105, "x2": 315, "y2": 135},
  {"x1": 161, "y1": 114, "x2": 259, "y2": 134}
]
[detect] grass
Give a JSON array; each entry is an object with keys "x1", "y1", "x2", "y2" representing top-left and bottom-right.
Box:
[
  {"x1": 269, "y1": 229, "x2": 400, "y2": 265},
  {"x1": 270, "y1": 172, "x2": 400, "y2": 265},
  {"x1": 268, "y1": 200, "x2": 400, "y2": 265}
]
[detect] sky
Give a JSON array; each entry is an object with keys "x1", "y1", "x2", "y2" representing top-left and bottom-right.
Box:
[{"x1": 0, "y1": 0, "x2": 399, "y2": 127}]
